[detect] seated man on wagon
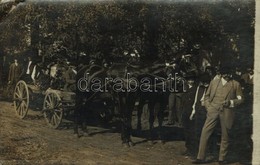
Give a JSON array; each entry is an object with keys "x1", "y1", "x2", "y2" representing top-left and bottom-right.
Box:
[{"x1": 32, "y1": 62, "x2": 51, "y2": 90}]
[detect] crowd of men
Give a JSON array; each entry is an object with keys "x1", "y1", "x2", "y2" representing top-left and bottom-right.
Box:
[
  {"x1": 0, "y1": 53, "x2": 253, "y2": 164},
  {"x1": 0, "y1": 55, "x2": 77, "y2": 99},
  {"x1": 164, "y1": 59, "x2": 253, "y2": 164}
]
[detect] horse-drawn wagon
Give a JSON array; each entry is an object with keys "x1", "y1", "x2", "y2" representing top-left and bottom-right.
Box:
[{"x1": 13, "y1": 66, "x2": 76, "y2": 129}]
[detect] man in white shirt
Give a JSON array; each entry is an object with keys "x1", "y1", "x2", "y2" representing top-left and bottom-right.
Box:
[{"x1": 23, "y1": 56, "x2": 34, "y2": 83}]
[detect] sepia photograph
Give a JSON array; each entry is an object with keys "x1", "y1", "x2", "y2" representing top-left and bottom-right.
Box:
[{"x1": 0, "y1": 0, "x2": 256, "y2": 164}]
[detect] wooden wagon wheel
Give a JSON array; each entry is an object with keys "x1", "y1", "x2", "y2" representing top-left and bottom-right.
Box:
[
  {"x1": 13, "y1": 80, "x2": 29, "y2": 119},
  {"x1": 43, "y1": 91, "x2": 63, "y2": 129}
]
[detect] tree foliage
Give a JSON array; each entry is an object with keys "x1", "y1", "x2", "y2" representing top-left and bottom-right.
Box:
[{"x1": 0, "y1": 0, "x2": 255, "y2": 68}]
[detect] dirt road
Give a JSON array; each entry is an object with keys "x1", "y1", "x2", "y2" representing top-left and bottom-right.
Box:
[{"x1": 0, "y1": 100, "x2": 248, "y2": 165}]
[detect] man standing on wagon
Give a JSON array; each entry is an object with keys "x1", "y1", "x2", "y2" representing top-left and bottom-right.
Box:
[{"x1": 23, "y1": 56, "x2": 34, "y2": 83}]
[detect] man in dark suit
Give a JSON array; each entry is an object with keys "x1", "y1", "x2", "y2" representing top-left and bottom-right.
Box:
[
  {"x1": 8, "y1": 58, "x2": 23, "y2": 85},
  {"x1": 241, "y1": 67, "x2": 253, "y2": 86},
  {"x1": 4, "y1": 58, "x2": 23, "y2": 99},
  {"x1": 193, "y1": 67, "x2": 243, "y2": 164},
  {"x1": 181, "y1": 76, "x2": 197, "y2": 157},
  {"x1": 189, "y1": 73, "x2": 216, "y2": 159}
]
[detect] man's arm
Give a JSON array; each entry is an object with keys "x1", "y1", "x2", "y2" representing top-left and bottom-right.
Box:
[
  {"x1": 204, "y1": 80, "x2": 213, "y2": 109},
  {"x1": 31, "y1": 65, "x2": 36, "y2": 81},
  {"x1": 230, "y1": 81, "x2": 244, "y2": 107}
]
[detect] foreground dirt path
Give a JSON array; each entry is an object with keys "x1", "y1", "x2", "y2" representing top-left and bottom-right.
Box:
[{"x1": 0, "y1": 101, "x2": 245, "y2": 165}]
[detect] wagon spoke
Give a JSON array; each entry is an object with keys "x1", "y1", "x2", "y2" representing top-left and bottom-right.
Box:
[
  {"x1": 46, "y1": 94, "x2": 51, "y2": 102},
  {"x1": 52, "y1": 113, "x2": 58, "y2": 126},
  {"x1": 14, "y1": 92, "x2": 20, "y2": 98},
  {"x1": 22, "y1": 101, "x2": 26, "y2": 114},
  {"x1": 17, "y1": 86, "x2": 22, "y2": 97},
  {"x1": 52, "y1": 113, "x2": 58, "y2": 125},
  {"x1": 49, "y1": 94, "x2": 54, "y2": 107},
  {"x1": 19, "y1": 101, "x2": 24, "y2": 116},
  {"x1": 54, "y1": 99, "x2": 59, "y2": 107},
  {"x1": 53, "y1": 112, "x2": 59, "y2": 120},
  {"x1": 45, "y1": 95, "x2": 50, "y2": 108},
  {"x1": 54, "y1": 110, "x2": 61, "y2": 119},
  {"x1": 54, "y1": 109, "x2": 62, "y2": 113},
  {"x1": 21, "y1": 97, "x2": 28, "y2": 100},
  {"x1": 16, "y1": 102, "x2": 22, "y2": 115},
  {"x1": 50, "y1": 93, "x2": 54, "y2": 102},
  {"x1": 18, "y1": 101, "x2": 22, "y2": 115},
  {"x1": 22, "y1": 88, "x2": 27, "y2": 97},
  {"x1": 19, "y1": 84, "x2": 24, "y2": 96},
  {"x1": 22, "y1": 102, "x2": 26, "y2": 116},
  {"x1": 23, "y1": 100, "x2": 28, "y2": 112},
  {"x1": 16, "y1": 101, "x2": 22, "y2": 110},
  {"x1": 50, "y1": 114, "x2": 54, "y2": 124},
  {"x1": 52, "y1": 94, "x2": 58, "y2": 107},
  {"x1": 45, "y1": 99, "x2": 51, "y2": 108}
]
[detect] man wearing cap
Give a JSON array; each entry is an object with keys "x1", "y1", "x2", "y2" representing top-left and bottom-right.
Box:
[{"x1": 193, "y1": 67, "x2": 243, "y2": 164}]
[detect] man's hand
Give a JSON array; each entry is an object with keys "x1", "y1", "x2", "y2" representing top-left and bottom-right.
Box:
[
  {"x1": 223, "y1": 100, "x2": 230, "y2": 107},
  {"x1": 189, "y1": 109, "x2": 195, "y2": 120}
]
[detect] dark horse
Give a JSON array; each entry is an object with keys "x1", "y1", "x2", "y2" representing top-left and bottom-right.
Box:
[
  {"x1": 74, "y1": 63, "x2": 111, "y2": 137},
  {"x1": 130, "y1": 62, "x2": 170, "y2": 143},
  {"x1": 74, "y1": 54, "x2": 198, "y2": 146},
  {"x1": 74, "y1": 61, "x2": 171, "y2": 146},
  {"x1": 115, "y1": 61, "x2": 170, "y2": 145}
]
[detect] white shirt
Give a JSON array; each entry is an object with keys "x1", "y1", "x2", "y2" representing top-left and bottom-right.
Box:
[
  {"x1": 221, "y1": 78, "x2": 242, "y2": 107},
  {"x1": 31, "y1": 65, "x2": 39, "y2": 81},
  {"x1": 213, "y1": 74, "x2": 221, "y2": 80},
  {"x1": 26, "y1": 61, "x2": 32, "y2": 74},
  {"x1": 221, "y1": 77, "x2": 227, "y2": 86}
]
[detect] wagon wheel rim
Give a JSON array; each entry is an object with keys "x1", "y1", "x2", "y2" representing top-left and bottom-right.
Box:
[
  {"x1": 13, "y1": 80, "x2": 29, "y2": 119},
  {"x1": 43, "y1": 91, "x2": 63, "y2": 129}
]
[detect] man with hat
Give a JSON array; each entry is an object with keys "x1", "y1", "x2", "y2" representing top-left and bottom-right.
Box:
[{"x1": 192, "y1": 66, "x2": 243, "y2": 164}]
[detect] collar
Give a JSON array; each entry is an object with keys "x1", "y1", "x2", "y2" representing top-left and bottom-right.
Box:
[
  {"x1": 249, "y1": 74, "x2": 253, "y2": 79},
  {"x1": 221, "y1": 77, "x2": 227, "y2": 86}
]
